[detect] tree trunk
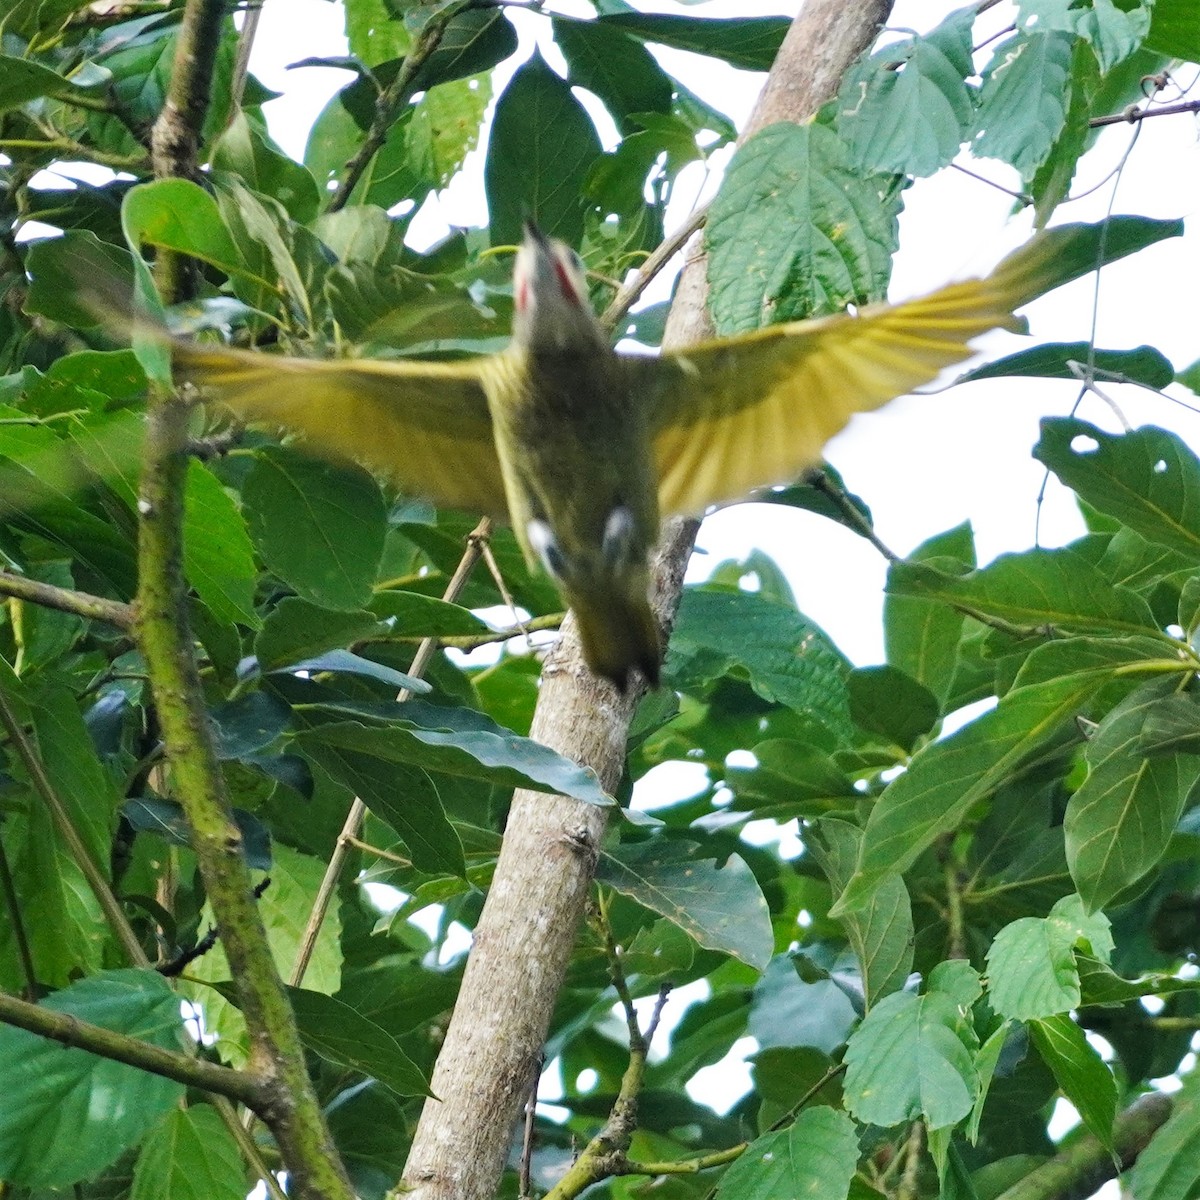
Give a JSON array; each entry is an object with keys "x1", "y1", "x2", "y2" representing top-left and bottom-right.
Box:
[{"x1": 399, "y1": 4, "x2": 894, "y2": 1197}]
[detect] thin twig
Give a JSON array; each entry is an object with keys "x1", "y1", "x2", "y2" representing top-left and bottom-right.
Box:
[
  {"x1": 0, "y1": 688, "x2": 146, "y2": 965},
  {"x1": 288, "y1": 517, "x2": 494, "y2": 990},
  {"x1": 897, "y1": 1121, "x2": 925, "y2": 1200},
  {"x1": 231, "y1": 0, "x2": 264, "y2": 108},
  {"x1": 600, "y1": 205, "x2": 709, "y2": 333},
  {"x1": 328, "y1": 1, "x2": 474, "y2": 212},
  {"x1": 0, "y1": 838, "x2": 37, "y2": 1000},
  {"x1": 518, "y1": 1051, "x2": 544, "y2": 1199},
  {"x1": 1090, "y1": 97, "x2": 1200, "y2": 127},
  {"x1": 806, "y1": 469, "x2": 901, "y2": 563}
]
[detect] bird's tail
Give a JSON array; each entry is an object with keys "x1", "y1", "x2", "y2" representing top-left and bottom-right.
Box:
[{"x1": 568, "y1": 581, "x2": 661, "y2": 693}]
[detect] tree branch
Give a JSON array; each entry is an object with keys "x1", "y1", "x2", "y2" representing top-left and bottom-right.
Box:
[
  {"x1": 0, "y1": 987, "x2": 267, "y2": 1109},
  {"x1": 398, "y1": 5, "x2": 894, "y2": 1199},
  {"x1": 995, "y1": 1091, "x2": 1173, "y2": 1200},
  {"x1": 137, "y1": 2, "x2": 355, "y2": 1197},
  {"x1": 0, "y1": 570, "x2": 134, "y2": 628},
  {"x1": 327, "y1": 1, "x2": 473, "y2": 213}
]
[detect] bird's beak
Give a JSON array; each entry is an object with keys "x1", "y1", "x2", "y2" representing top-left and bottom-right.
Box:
[{"x1": 522, "y1": 219, "x2": 549, "y2": 251}]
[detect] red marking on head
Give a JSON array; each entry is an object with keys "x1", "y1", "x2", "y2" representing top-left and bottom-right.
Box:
[
  {"x1": 516, "y1": 275, "x2": 529, "y2": 313},
  {"x1": 553, "y1": 259, "x2": 581, "y2": 305}
]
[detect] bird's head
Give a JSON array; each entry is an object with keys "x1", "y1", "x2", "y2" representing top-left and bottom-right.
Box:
[{"x1": 512, "y1": 222, "x2": 607, "y2": 354}]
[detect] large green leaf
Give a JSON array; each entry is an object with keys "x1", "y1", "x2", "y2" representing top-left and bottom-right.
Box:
[
  {"x1": 183, "y1": 460, "x2": 259, "y2": 628},
  {"x1": 1017, "y1": 0, "x2": 1152, "y2": 74},
  {"x1": 886, "y1": 546, "x2": 1160, "y2": 637},
  {"x1": 1144, "y1": 0, "x2": 1200, "y2": 60},
  {"x1": 295, "y1": 695, "x2": 610, "y2": 806},
  {"x1": 986, "y1": 894, "x2": 1113, "y2": 1019},
  {"x1": 884, "y1": 522, "x2": 974, "y2": 709},
  {"x1": 0, "y1": 971, "x2": 185, "y2": 1188},
  {"x1": 833, "y1": 664, "x2": 1121, "y2": 915},
  {"x1": 0, "y1": 55, "x2": 98, "y2": 112},
  {"x1": 301, "y1": 743, "x2": 465, "y2": 876},
  {"x1": 974, "y1": 31, "x2": 1074, "y2": 176},
  {"x1": 837, "y1": 9, "x2": 976, "y2": 177},
  {"x1": 598, "y1": 13, "x2": 789, "y2": 71},
  {"x1": 243, "y1": 448, "x2": 387, "y2": 612},
  {"x1": 1035, "y1": 419, "x2": 1200, "y2": 560},
  {"x1": 669, "y1": 588, "x2": 855, "y2": 743},
  {"x1": 706, "y1": 121, "x2": 896, "y2": 336},
  {"x1": 1029, "y1": 1014, "x2": 1116, "y2": 1151},
  {"x1": 956, "y1": 342, "x2": 1174, "y2": 389},
  {"x1": 485, "y1": 51, "x2": 603, "y2": 248},
  {"x1": 714, "y1": 1107, "x2": 858, "y2": 1200},
  {"x1": 1129, "y1": 1069, "x2": 1200, "y2": 1200},
  {"x1": 843, "y1": 962, "x2": 981, "y2": 1130},
  {"x1": 553, "y1": 17, "x2": 672, "y2": 132},
  {"x1": 597, "y1": 839, "x2": 773, "y2": 971},
  {"x1": 808, "y1": 818, "x2": 915, "y2": 1008},
  {"x1": 1065, "y1": 679, "x2": 1200, "y2": 912},
  {"x1": 287, "y1": 988, "x2": 431, "y2": 1097},
  {"x1": 129, "y1": 1106, "x2": 246, "y2": 1200}
]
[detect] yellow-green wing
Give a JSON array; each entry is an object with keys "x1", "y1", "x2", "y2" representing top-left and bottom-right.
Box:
[
  {"x1": 640, "y1": 242, "x2": 1047, "y2": 517},
  {"x1": 174, "y1": 341, "x2": 509, "y2": 517}
]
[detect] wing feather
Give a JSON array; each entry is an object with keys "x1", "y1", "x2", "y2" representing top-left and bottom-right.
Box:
[
  {"x1": 637, "y1": 261, "x2": 1038, "y2": 517},
  {"x1": 174, "y1": 341, "x2": 509, "y2": 517}
]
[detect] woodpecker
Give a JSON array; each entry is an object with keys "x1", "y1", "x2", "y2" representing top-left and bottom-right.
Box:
[{"x1": 167, "y1": 221, "x2": 1080, "y2": 689}]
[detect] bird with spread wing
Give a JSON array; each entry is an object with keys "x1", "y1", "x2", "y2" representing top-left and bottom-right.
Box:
[{"x1": 165, "y1": 221, "x2": 1100, "y2": 689}]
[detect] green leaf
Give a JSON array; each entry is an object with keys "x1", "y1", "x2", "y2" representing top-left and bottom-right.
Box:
[
  {"x1": 1129, "y1": 1069, "x2": 1200, "y2": 1200},
  {"x1": 1144, "y1": 0, "x2": 1200, "y2": 60},
  {"x1": 843, "y1": 976, "x2": 980, "y2": 1130},
  {"x1": 256, "y1": 597, "x2": 388, "y2": 671},
  {"x1": 553, "y1": 17, "x2": 672, "y2": 132},
  {"x1": 280, "y1": 649, "x2": 428, "y2": 693},
  {"x1": 715, "y1": 1107, "x2": 859, "y2": 1200},
  {"x1": 301, "y1": 744, "x2": 465, "y2": 876},
  {"x1": 370, "y1": 590, "x2": 492, "y2": 637},
  {"x1": 669, "y1": 588, "x2": 855, "y2": 743},
  {"x1": 598, "y1": 12, "x2": 789, "y2": 71},
  {"x1": 886, "y1": 546, "x2": 1159, "y2": 637},
  {"x1": 296, "y1": 696, "x2": 611, "y2": 806},
  {"x1": 985, "y1": 894, "x2": 1113, "y2": 1019},
  {"x1": 834, "y1": 666, "x2": 1119, "y2": 915},
  {"x1": 0, "y1": 970, "x2": 185, "y2": 1188},
  {"x1": 884, "y1": 523, "x2": 975, "y2": 708},
  {"x1": 0, "y1": 55, "x2": 97, "y2": 112},
  {"x1": 130, "y1": 1106, "x2": 246, "y2": 1200},
  {"x1": 485, "y1": 50, "x2": 603, "y2": 248},
  {"x1": 837, "y1": 10, "x2": 976, "y2": 177},
  {"x1": 183, "y1": 460, "x2": 259, "y2": 628},
  {"x1": 706, "y1": 121, "x2": 896, "y2": 335},
  {"x1": 956, "y1": 342, "x2": 1174, "y2": 389},
  {"x1": 287, "y1": 988, "x2": 432, "y2": 1097},
  {"x1": 185, "y1": 846, "x2": 341, "y2": 1068},
  {"x1": 847, "y1": 665, "x2": 939, "y2": 751},
  {"x1": 974, "y1": 32, "x2": 1074, "y2": 176},
  {"x1": 1035, "y1": 419, "x2": 1200, "y2": 559},
  {"x1": 1017, "y1": 0, "x2": 1152, "y2": 74},
  {"x1": 30, "y1": 686, "x2": 121, "y2": 868},
  {"x1": 808, "y1": 818, "x2": 915, "y2": 1007},
  {"x1": 1029, "y1": 1014, "x2": 1116, "y2": 1150},
  {"x1": 597, "y1": 839, "x2": 774, "y2": 971},
  {"x1": 726, "y1": 738, "x2": 858, "y2": 820},
  {"x1": 243, "y1": 448, "x2": 387, "y2": 612},
  {"x1": 211, "y1": 110, "x2": 320, "y2": 224},
  {"x1": 122, "y1": 179, "x2": 245, "y2": 281},
  {"x1": 1066, "y1": 679, "x2": 1200, "y2": 911}
]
